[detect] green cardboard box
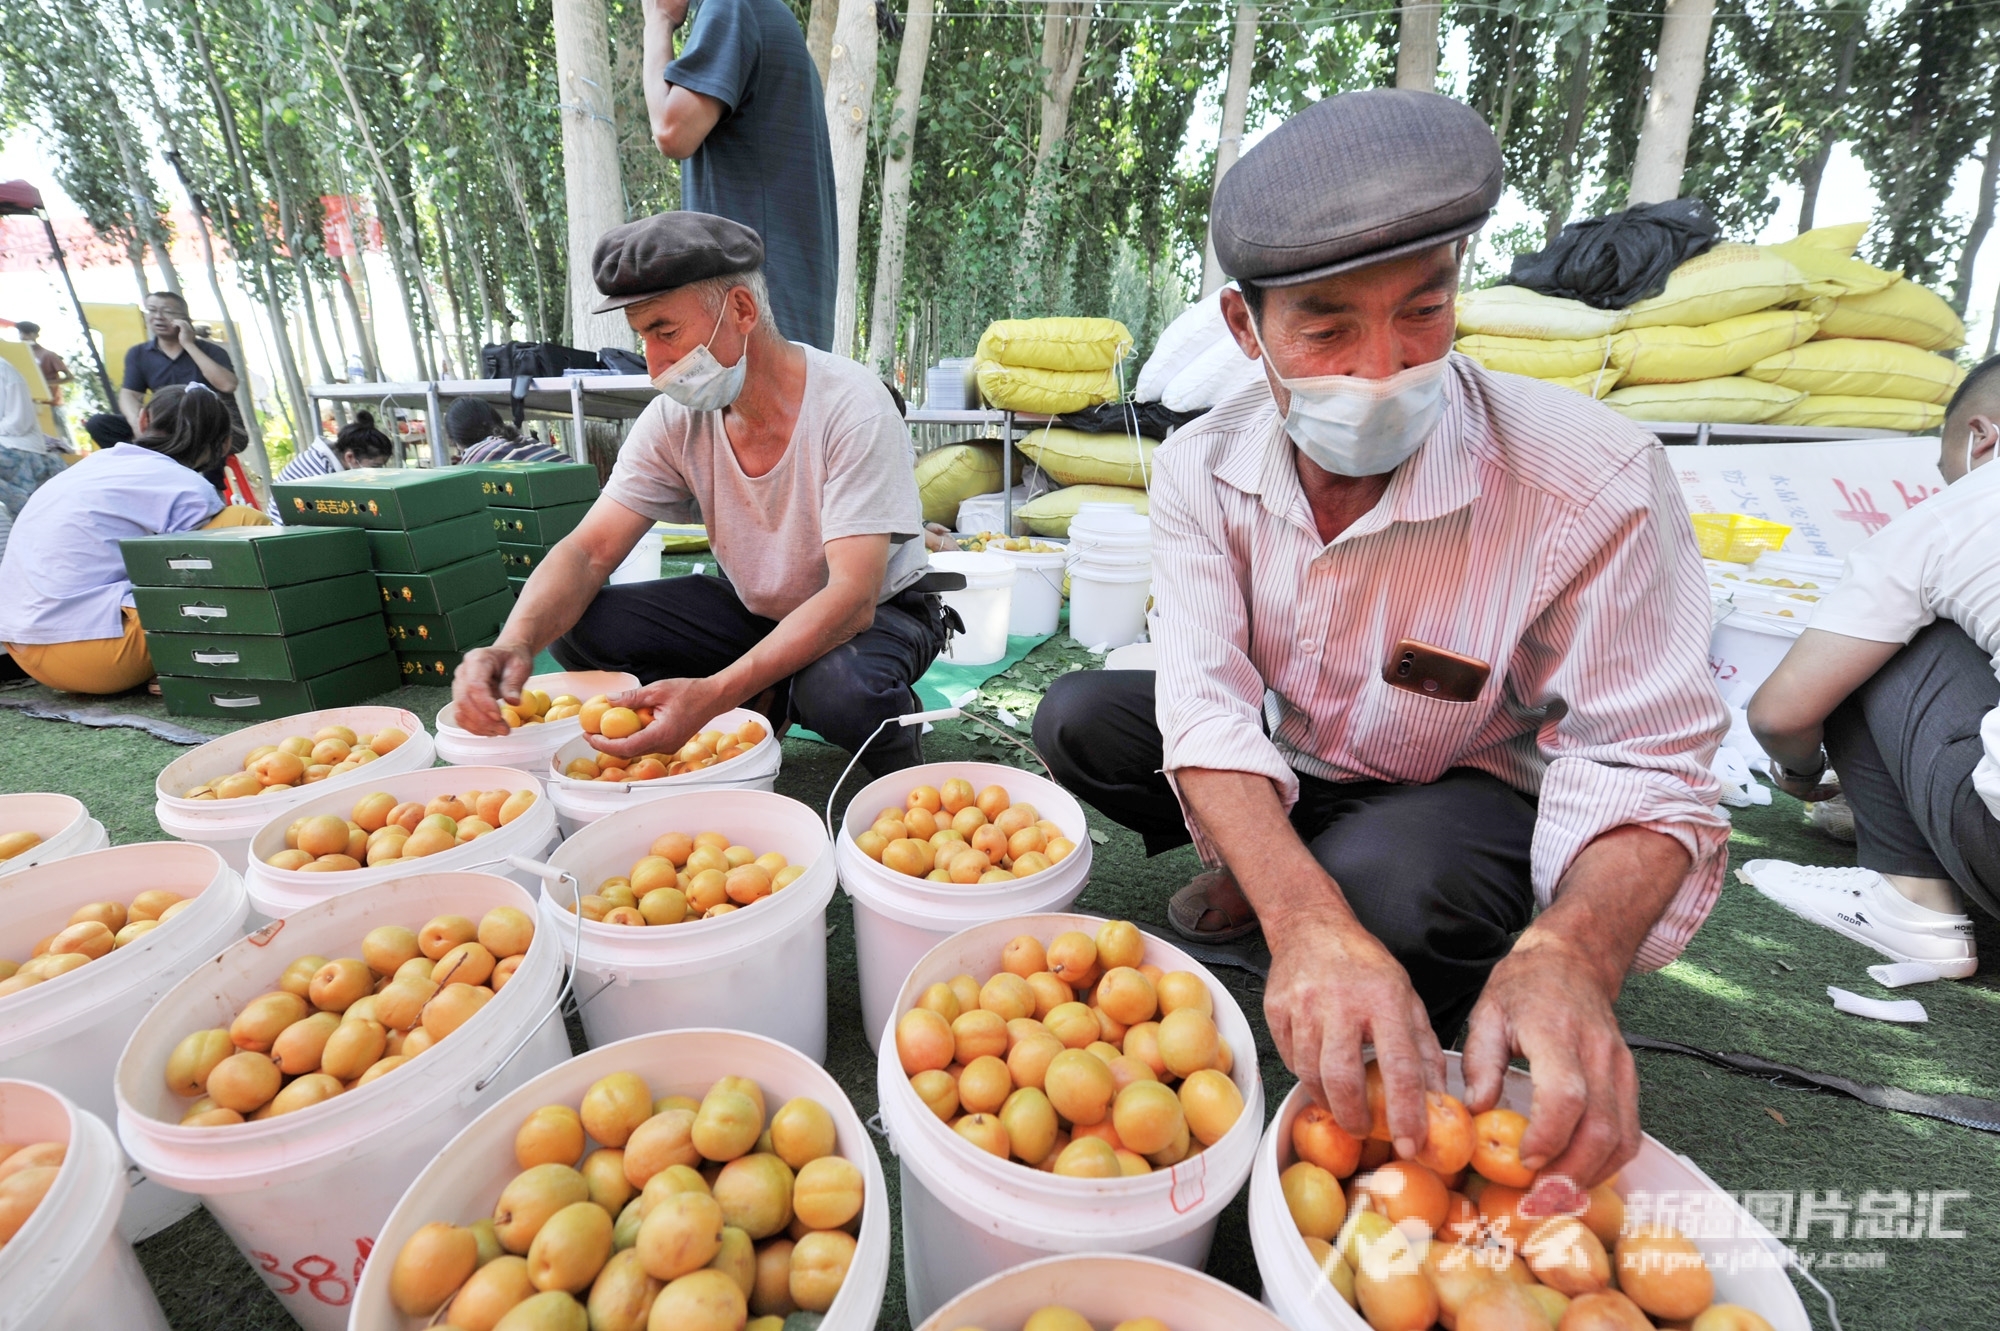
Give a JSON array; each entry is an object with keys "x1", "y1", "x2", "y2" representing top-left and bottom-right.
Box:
[
  {"x1": 396, "y1": 639, "x2": 497, "y2": 685},
  {"x1": 497, "y1": 542, "x2": 545, "y2": 574},
  {"x1": 146, "y1": 615, "x2": 390, "y2": 681},
  {"x1": 274, "y1": 468, "x2": 488, "y2": 530},
  {"x1": 376, "y1": 553, "x2": 510, "y2": 615},
  {"x1": 120, "y1": 527, "x2": 369, "y2": 590},
  {"x1": 385, "y1": 590, "x2": 514, "y2": 652},
  {"x1": 464, "y1": 461, "x2": 600, "y2": 509},
  {"x1": 132, "y1": 572, "x2": 380, "y2": 637},
  {"x1": 507, "y1": 575, "x2": 529, "y2": 598},
  {"x1": 159, "y1": 654, "x2": 399, "y2": 719},
  {"x1": 487, "y1": 502, "x2": 592, "y2": 546},
  {"x1": 366, "y1": 512, "x2": 499, "y2": 574}
]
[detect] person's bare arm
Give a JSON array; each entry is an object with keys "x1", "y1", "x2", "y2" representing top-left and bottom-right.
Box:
[
  {"x1": 176, "y1": 322, "x2": 238, "y2": 394},
  {"x1": 593, "y1": 533, "x2": 892, "y2": 758},
  {"x1": 451, "y1": 497, "x2": 654, "y2": 735},
  {"x1": 644, "y1": 0, "x2": 726, "y2": 159},
  {"x1": 1747, "y1": 626, "x2": 1902, "y2": 796},
  {"x1": 118, "y1": 388, "x2": 145, "y2": 431},
  {"x1": 1460, "y1": 824, "x2": 1689, "y2": 1188},
  {"x1": 1175, "y1": 766, "x2": 1446, "y2": 1158}
]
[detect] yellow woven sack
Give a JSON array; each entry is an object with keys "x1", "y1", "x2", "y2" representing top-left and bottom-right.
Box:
[
  {"x1": 1690, "y1": 513, "x2": 1794, "y2": 563},
  {"x1": 975, "y1": 361, "x2": 1120, "y2": 414},
  {"x1": 1452, "y1": 332, "x2": 1633, "y2": 385},
  {"x1": 1621, "y1": 309, "x2": 1820, "y2": 386},
  {"x1": 1622, "y1": 244, "x2": 1815, "y2": 329},
  {"x1": 1771, "y1": 395, "x2": 1947, "y2": 432},
  {"x1": 1603, "y1": 377, "x2": 1804, "y2": 424},
  {"x1": 1013, "y1": 484, "x2": 1150, "y2": 538},
  {"x1": 1540, "y1": 371, "x2": 1619, "y2": 400},
  {"x1": 1455, "y1": 285, "x2": 1627, "y2": 340},
  {"x1": 1787, "y1": 221, "x2": 1869, "y2": 255},
  {"x1": 1765, "y1": 242, "x2": 1900, "y2": 298},
  {"x1": 1814, "y1": 280, "x2": 1966, "y2": 351},
  {"x1": 976, "y1": 318, "x2": 1134, "y2": 373},
  {"x1": 1745, "y1": 338, "x2": 1964, "y2": 405},
  {"x1": 1017, "y1": 427, "x2": 1156, "y2": 488},
  {"x1": 914, "y1": 442, "x2": 1003, "y2": 525}
]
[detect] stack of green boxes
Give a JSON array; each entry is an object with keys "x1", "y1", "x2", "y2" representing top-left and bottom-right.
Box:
[
  {"x1": 273, "y1": 469, "x2": 513, "y2": 687},
  {"x1": 120, "y1": 526, "x2": 398, "y2": 718},
  {"x1": 463, "y1": 461, "x2": 602, "y2": 598}
]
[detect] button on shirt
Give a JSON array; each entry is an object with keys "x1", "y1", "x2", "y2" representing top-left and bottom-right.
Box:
[
  {"x1": 1807, "y1": 457, "x2": 2000, "y2": 819},
  {"x1": 0, "y1": 444, "x2": 222, "y2": 645},
  {"x1": 1153, "y1": 355, "x2": 1730, "y2": 970}
]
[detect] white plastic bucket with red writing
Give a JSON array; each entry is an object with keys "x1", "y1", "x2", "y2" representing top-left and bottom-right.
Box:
[{"x1": 113, "y1": 871, "x2": 569, "y2": 1331}]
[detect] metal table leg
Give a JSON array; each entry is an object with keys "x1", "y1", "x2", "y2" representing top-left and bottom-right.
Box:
[
  {"x1": 569, "y1": 380, "x2": 587, "y2": 460},
  {"x1": 424, "y1": 383, "x2": 447, "y2": 468},
  {"x1": 1002, "y1": 412, "x2": 1015, "y2": 535}
]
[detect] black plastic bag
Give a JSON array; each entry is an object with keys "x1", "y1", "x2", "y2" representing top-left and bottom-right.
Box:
[{"x1": 1507, "y1": 198, "x2": 1721, "y2": 310}]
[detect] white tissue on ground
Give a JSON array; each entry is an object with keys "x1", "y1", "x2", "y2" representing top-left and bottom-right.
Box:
[
  {"x1": 1828, "y1": 986, "x2": 1928, "y2": 1023},
  {"x1": 1868, "y1": 960, "x2": 1951, "y2": 988}
]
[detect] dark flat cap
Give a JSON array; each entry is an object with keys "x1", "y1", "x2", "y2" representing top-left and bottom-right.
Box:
[
  {"x1": 1213, "y1": 89, "x2": 1503, "y2": 287},
  {"x1": 592, "y1": 212, "x2": 765, "y2": 313}
]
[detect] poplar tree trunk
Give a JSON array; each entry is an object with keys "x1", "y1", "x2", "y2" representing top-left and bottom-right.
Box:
[
  {"x1": 824, "y1": 0, "x2": 880, "y2": 357},
  {"x1": 1796, "y1": 7, "x2": 1862, "y2": 233},
  {"x1": 1201, "y1": 3, "x2": 1258, "y2": 296},
  {"x1": 1953, "y1": 115, "x2": 2000, "y2": 315},
  {"x1": 864, "y1": 0, "x2": 938, "y2": 375},
  {"x1": 1395, "y1": 2, "x2": 1442, "y2": 92},
  {"x1": 1543, "y1": 34, "x2": 1597, "y2": 242},
  {"x1": 1629, "y1": 0, "x2": 1717, "y2": 204},
  {"x1": 1012, "y1": 3, "x2": 1092, "y2": 313},
  {"x1": 554, "y1": 0, "x2": 633, "y2": 354},
  {"x1": 806, "y1": 0, "x2": 837, "y2": 84}
]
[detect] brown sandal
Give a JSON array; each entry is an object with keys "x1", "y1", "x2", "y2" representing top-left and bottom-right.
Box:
[{"x1": 1167, "y1": 867, "x2": 1261, "y2": 944}]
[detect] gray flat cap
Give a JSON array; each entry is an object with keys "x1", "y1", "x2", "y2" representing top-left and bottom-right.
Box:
[
  {"x1": 592, "y1": 212, "x2": 765, "y2": 313},
  {"x1": 1213, "y1": 89, "x2": 1503, "y2": 287}
]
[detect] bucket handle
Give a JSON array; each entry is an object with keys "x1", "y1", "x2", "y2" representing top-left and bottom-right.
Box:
[
  {"x1": 820, "y1": 706, "x2": 1055, "y2": 839},
  {"x1": 460, "y1": 854, "x2": 590, "y2": 1096}
]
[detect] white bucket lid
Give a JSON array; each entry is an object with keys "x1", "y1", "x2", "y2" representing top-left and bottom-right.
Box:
[{"x1": 928, "y1": 549, "x2": 1016, "y2": 590}]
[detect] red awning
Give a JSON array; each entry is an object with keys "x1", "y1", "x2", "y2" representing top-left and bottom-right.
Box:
[{"x1": 0, "y1": 180, "x2": 46, "y2": 216}]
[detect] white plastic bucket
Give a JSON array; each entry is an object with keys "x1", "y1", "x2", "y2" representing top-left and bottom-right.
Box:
[
  {"x1": 836, "y1": 761, "x2": 1094, "y2": 1052},
  {"x1": 931, "y1": 550, "x2": 1016, "y2": 665},
  {"x1": 1709, "y1": 610, "x2": 1804, "y2": 707},
  {"x1": 241, "y1": 765, "x2": 559, "y2": 921},
  {"x1": 115, "y1": 871, "x2": 570, "y2": 1331},
  {"x1": 0, "y1": 840, "x2": 249, "y2": 1241},
  {"x1": 349, "y1": 1028, "x2": 890, "y2": 1331},
  {"x1": 0, "y1": 1080, "x2": 171, "y2": 1331},
  {"x1": 915, "y1": 1253, "x2": 1289, "y2": 1331},
  {"x1": 0, "y1": 792, "x2": 109, "y2": 879},
  {"x1": 433, "y1": 669, "x2": 640, "y2": 769},
  {"x1": 545, "y1": 707, "x2": 782, "y2": 835},
  {"x1": 1249, "y1": 1068, "x2": 1811, "y2": 1331},
  {"x1": 994, "y1": 542, "x2": 1068, "y2": 637},
  {"x1": 1069, "y1": 547, "x2": 1153, "y2": 650},
  {"x1": 540, "y1": 788, "x2": 838, "y2": 1059},
  {"x1": 609, "y1": 524, "x2": 666, "y2": 584},
  {"x1": 155, "y1": 705, "x2": 436, "y2": 872},
  {"x1": 879, "y1": 913, "x2": 1264, "y2": 1325}
]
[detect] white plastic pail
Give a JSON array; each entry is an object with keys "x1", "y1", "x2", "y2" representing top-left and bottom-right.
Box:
[
  {"x1": 0, "y1": 1080, "x2": 171, "y2": 1331},
  {"x1": 915, "y1": 1253, "x2": 1289, "y2": 1331},
  {"x1": 1068, "y1": 547, "x2": 1152, "y2": 650},
  {"x1": 155, "y1": 706, "x2": 435, "y2": 871},
  {"x1": 1709, "y1": 610, "x2": 1804, "y2": 707},
  {"x1": 546, "y1": 707, "x2": 782, "y2": 834},
  {"x1": 931, "y1": 550, "x2": 1016, "y2": 665},
  {"x1": 0, "y1": 792, "x2": 108, "y2": 879},
  {"x1": 836, "y1": 761, "x2": 1093, "y2": 1052},
  {"x1": 433, "y1": 670, "x2": 639, "y2": 769},
  {"x1": 993, "y1": 542, "x2": 1067, "y2": 636},
  {"x1": 115, "y1": 871, "x2": 570, "y2": 1331},
  {"x1": 0, "y1": 841, "x2": 249, "y2": 1240},
  {"x1": 879, "y1": 913, "x2": 1263, "y2": 1325},
  {"x1": 609, "y1": 525, "x2": 666, "y2": 584},
  {"x1": 241, "y1": 765, "x2": 559, "y2": 920},
  {"x1": 1249, "y1": 1066, "x2": 1811, "y2": 1331},
  {"x1": 539, "y1": 788, "x2": 838, "y2": 1058},
  {"x1": 349, "y1": 1028, "x2": 889, "y2": 1331}
]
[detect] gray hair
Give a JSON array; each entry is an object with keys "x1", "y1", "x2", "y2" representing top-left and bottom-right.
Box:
[{"x1": 682, "y1": 268, "x2": 776, "y2": 332}]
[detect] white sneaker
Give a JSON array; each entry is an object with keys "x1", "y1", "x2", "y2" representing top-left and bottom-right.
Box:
[{"x1": 1736, "y1": 860, "x2": 1977, "y2": 978}]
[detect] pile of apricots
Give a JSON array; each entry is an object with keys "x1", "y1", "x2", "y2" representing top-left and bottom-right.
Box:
[
  {"x1": 181, "y1": 724, "x2": 410, "y2": 799},
  {"x1": 261, "y1": 788, "x2": 537, "y2": 872},
  {"x1": 857, "y1": 781, "x2": 1075, "y2": 884},
  {"x1": 563, "y1": 712, "x2": 769, "y2": 785}
]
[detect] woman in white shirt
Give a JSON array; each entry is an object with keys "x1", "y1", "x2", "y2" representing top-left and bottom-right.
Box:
[
  {"x1": 1746, "y1": 356, "x2": 2000, "y2": 981},
  {"x1": 0, "y1": 384, "x2": 270, "y2": 694}
]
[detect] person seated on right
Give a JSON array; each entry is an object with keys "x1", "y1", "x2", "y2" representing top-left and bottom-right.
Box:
[
  {"x1": 276, "y1": 409, "x2": 397, "y2": 482},
  {"x1": 0, "y1": 385, "x2": 270, "y2": 695},
  {"x1": 1742, "y1": 355, "x2": 2000, "y2": 981},
  {"x1": 446, "y1": 397, "x2": 569, "y2": 465}
]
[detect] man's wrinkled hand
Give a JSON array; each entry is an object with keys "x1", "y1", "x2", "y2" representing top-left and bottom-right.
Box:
[
  {"x1": 452, "y1": 645, "x2": 535, "y2": 737},
  {"x1": 590, "y1": 677, "x2": 724, "y2": 760}
]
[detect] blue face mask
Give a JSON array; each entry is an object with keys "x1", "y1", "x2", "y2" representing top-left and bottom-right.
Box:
[
  {"x1": 651, "y1": 305, "x2": 747, "y2": 412},
  {"x1": 1252, "y1": 318, "x2": 1447, "y2": 477}
]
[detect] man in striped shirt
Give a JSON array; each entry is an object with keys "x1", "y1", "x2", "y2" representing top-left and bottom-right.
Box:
[{"x1": 1035, "y1": 91, "x2": 1728, "y2": 1188}]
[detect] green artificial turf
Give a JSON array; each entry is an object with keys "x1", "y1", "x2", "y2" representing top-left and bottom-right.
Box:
[{"x1": 2, "y1": 634, "x2": 1995, "y2": 1329}]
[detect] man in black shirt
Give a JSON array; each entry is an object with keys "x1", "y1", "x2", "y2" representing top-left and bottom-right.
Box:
[{"x1": 118, "y1": 291, "x2": 238, "y2": 430}]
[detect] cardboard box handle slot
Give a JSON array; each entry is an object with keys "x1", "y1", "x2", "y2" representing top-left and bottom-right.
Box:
[
  {"x1": 210, "y1": 694, "x2": 262, "y2": 707},
  {"x1": 192, "y1": 652, "x2": 241, "y2": 664},
  {"x1": 167, "y1": 558, "x2": 214, "y2": 570},
  {"x1": 178, "y1": 605, "x2": 227, "y2": 620}
]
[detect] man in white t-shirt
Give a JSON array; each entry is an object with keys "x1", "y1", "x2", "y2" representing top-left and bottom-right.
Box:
[
  {"x1": 452, "y1": 212, "x2": 947, "y2": 773},
  {"x1": 1743, "y1": 356, "x2": 2000, "y2": 979}
]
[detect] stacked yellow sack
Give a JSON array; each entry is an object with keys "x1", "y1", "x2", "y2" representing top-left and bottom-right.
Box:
[
  {"x1": 974, "y1": 317, "x2": 1133, "y2": 413},
  {"x1": 914, "y1": 441, "x2": 1003, "y2": 525},
  {"x1": 1017, "y1": 426, "x2": 1155, "y2": 488},
  {"x1": 1013, "y1": 483, "x2": 1149, "y2": 538},
  {"x1": 1455, "y1": 228, "x2": 1965, "y2": 429}
]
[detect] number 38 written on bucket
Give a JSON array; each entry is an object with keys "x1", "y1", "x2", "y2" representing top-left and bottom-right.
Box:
[{"x1": 249, "y1": 1237, "x2": 372, "y2": 1307}]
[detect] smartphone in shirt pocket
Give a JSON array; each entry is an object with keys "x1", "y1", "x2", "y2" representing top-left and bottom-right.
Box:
[{"x1": 1383, "y1": 638, "x2": 1490, "y2": 702}]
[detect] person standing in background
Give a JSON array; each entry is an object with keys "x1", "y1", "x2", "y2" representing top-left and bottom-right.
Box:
[
  {"x1": 118, "y1": 291, "x2": 239, "y2": 430},
  {"x1": 644, "y1": 0, "x2": 837, "y2": 350},
  {"x1": 13, "y1": 323, "x2": 70, "y2": 406}
]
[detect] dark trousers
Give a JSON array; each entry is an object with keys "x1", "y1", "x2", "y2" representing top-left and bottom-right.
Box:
[
  {"x1": 1034, "y1": 670, "x2": 1537, "y2": 1040},
  {"x1": 552, "y1": 574, "x2": 948, "y2": 776},
  {"x1": 1823, "y1": 618, "x2": 2000, "y2": 918}
]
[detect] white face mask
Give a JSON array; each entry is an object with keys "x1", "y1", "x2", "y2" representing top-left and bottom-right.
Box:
[
  {"x1": 651, "y1": 304, "x2": 747, "y2": 411},
  {"x1": 1252, "y1": 317, "x2": 1447, "y2": 477}
]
